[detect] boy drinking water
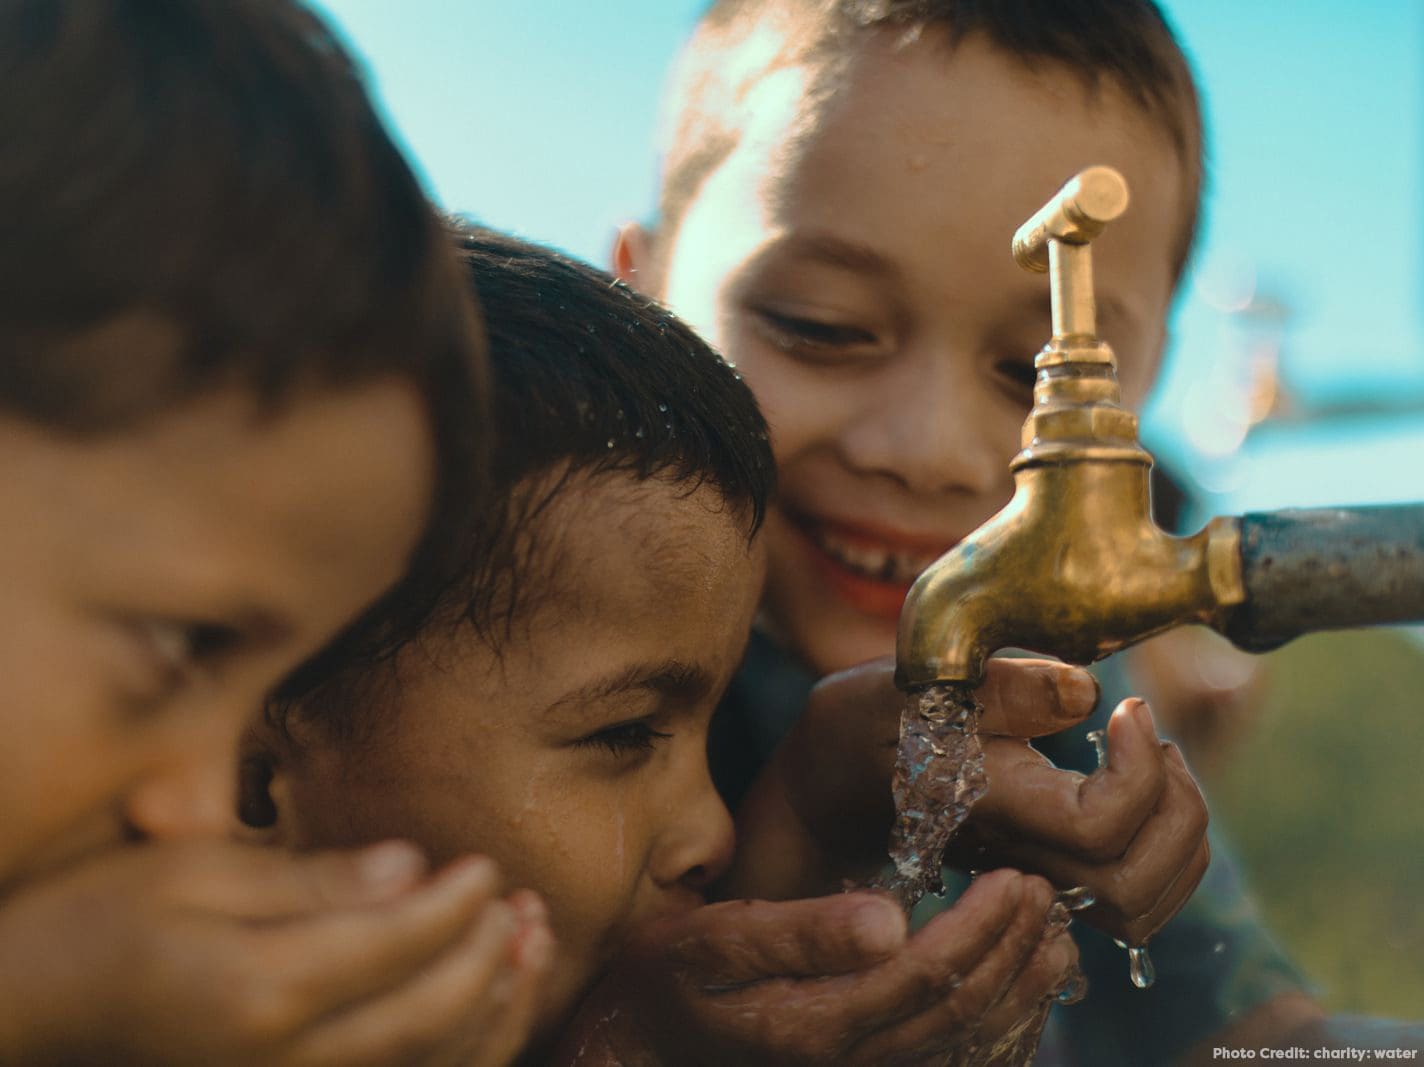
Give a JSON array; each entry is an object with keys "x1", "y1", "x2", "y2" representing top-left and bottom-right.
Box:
[
  {"x1": 611, "y1": 0, "x2": 1319, "y2": 1061},
  {"x1": 248, "y1": 228, "x2": 1111, "y2": 1064},
  {"x1": 0, "y1": 2, "x2": 546, "y2": 1062}
]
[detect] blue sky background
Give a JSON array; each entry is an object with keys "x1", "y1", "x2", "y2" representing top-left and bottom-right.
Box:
[{"x1": 313, "y1": 1, "x2": 1424, "y2": 512}]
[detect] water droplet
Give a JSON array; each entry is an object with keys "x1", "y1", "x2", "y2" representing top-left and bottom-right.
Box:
[
  {"x1": 605, "y1": 438, "x2": 615, "y2": 449},
  {"x1": 634, "y1": 427, "x2": 645, "y2": 439},
  {"x1": 1085, "y1": 729, "x2": 1108, "y2": 769},
  {"x1": 657, "y1": 403, "x2": 668, "y2": 413},
  {"x1": 1213, "y1": 941, "x2": 1227, "y2": 954},
  {"x1": 1044, "y1": 900, "x2": 1072, "y2": 935},
  {"x1": 1059, "y1": 886, "x2": 1097, "y2": 911},
  {"x1": 1127, "y1": 945, "x2": 1155, "y2": 989},
  {"x1": 1055, "y1": 968, "x2": 1089, "y2": 1005}
]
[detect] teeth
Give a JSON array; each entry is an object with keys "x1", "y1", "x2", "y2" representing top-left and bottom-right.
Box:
[{"x1": 812, "y1": 527, "x2": 941, "y2": 583}]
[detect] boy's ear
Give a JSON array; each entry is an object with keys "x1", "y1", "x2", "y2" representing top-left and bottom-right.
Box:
[{"x1": 611, "y1": 221, "x2": 659, "y2": 294}]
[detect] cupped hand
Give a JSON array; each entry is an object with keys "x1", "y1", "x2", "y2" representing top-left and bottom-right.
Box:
[
  {"x1": 549, "y1": 871, "x2": 1075, "y2": 1067},
  {"x1": 0, "y1": 838, "x2": 550, "y2": 1066}
]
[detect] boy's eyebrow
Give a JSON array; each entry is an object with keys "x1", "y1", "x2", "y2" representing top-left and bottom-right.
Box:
[
  {"x1": 770, "y1": 231, "x2": 900, "y2": 280},
  {"x1": 544, "y1": 659, "x2": 715, "y2": 719}
]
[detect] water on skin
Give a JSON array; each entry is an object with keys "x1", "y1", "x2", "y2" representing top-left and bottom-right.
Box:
[{"x1": 1088, "y1": 730, "x2": 1157, "y2": 989}]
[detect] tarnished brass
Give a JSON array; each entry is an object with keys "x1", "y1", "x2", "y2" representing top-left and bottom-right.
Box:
[{"x1": 896, "y1": 166, "x2": 1247, "y2": 689}]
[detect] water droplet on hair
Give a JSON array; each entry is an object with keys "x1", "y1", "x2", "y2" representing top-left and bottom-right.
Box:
[
  {"x1": 605, "y1": 438, "x2": 616, "y2": 449},
  {"x1": 657, "y1": 403, "x2": 668, "y2": 413},
  {"x1": 1213, "y1": 941, "x2": 1227, "y2": 954},
  {"x1": 634, "y1": 427, "x2": 645, "y2": 439}
]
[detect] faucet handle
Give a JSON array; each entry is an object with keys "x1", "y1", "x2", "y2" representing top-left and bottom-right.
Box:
[{"x1": 1012, "y1": 165, "x2": 1130, "y2": 273}]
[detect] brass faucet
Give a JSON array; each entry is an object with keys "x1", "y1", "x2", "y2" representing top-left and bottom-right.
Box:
[
  {"x1": 896, "y1": 164, "x2": 1424, "y2": 691},
  {"x1": 895, "y1": 165, "x2": 1247, "y2": 689}
]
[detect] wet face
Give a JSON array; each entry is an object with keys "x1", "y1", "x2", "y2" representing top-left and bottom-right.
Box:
[
  {"x1": 0, "y1": 366, "x2": 434, "y2": 890},
  {"x1": 629, "y1": 33, "x2": 1185, "y2": 675},
  {"x1": 274, "y1": 475, "x2": 762, "y2": 1040}
]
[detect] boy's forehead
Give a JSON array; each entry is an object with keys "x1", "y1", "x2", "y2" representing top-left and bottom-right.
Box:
[
  {"x1": 537, "y1": 474, "x2": 759, "y2": 607},
  {"x1": 670, "y1": 33, "x2": 1185, "y2": 308},
  {"x1": 669, "y1": 28, "x2": 1192, "y2": 279}
]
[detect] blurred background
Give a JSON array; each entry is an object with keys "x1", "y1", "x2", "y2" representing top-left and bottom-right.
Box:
[{"x1": 313, "y1": 1, "x2": 1424, "y2": 1016}]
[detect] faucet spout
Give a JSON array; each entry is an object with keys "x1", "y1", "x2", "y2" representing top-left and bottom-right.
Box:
[{"x1": 896, "y1": 459, "x2": 1244, "y2": 688}]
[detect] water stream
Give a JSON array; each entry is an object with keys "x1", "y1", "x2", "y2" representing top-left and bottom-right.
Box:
[
  {"x1": 880, "y1": 682, "x2": 988, "y2": 913},
  {"x1": 877, "y1": 682, "x2": 1090, "y2": 1066}
]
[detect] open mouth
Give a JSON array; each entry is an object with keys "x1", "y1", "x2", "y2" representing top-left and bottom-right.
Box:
[
  {"x1": 806, "y1": 522, "x2": 944, "y2": 585},
  {"x1": 785, "y1": 511, "x2": 954, "y2": 621}
]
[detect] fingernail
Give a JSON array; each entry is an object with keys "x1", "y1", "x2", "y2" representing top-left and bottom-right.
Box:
[
  {"x1": 357, "y1": 840, "x2": 427, "y2": 888},
  {"x1": 851, "y1": 898, "x2": 907, "y2": 955},
  {"x1": 1134, "y1": 700, "x2": 1157, "y2": 736},
  {"x1": 518, "y1": 924, "x2": 554, "y2": 971},
  {"x1": 1062, "y1": 669, "x2": 1100, "y2": 716},
  {"x1": 508, "y1": 889, "x2": 548, "y2": 929}
]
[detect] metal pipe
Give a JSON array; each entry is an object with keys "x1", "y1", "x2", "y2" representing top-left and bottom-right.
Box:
[{"x1": 1225, "y1": 505, "x2": 1424, "y2": 652}]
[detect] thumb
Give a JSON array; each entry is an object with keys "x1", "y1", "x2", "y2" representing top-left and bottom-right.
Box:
[{"x1": 976, "y1": 658, "x2": 1099, "y2": 738}]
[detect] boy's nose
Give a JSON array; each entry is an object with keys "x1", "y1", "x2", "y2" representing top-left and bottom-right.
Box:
[
  {"x1": 655, "y1": 769, "x2": 736, "y2": 894},
  {"x1": 123, "y1": 713, "x2": 247, "y2": 841},
  {"x1": 839, "y1": 351, "x2": 1010, "y2": 499}
]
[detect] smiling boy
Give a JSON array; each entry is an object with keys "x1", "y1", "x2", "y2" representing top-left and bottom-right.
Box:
[
  {"x1": 611, "y1": 0, "x2": 1315, "y2": 1063},
  {"x1": 0, "y1": 3, "x2": 546, "y2": 1062}
]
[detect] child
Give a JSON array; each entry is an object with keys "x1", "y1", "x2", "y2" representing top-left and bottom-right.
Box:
[
  {"x1": 247, "y1": 228, "x2": 1105, "y2": 1064},
  {"x1": 0, "y1": 2, "x2": 546, "y2": 1062},
  {"x1": 611, "y1": 0, "x2": 1318, "y2": 1062}
]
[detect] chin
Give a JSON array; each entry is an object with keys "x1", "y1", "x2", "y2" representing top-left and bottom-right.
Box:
[{"x1": 772, "y1": 591, "x2": 900, "y2": 675}]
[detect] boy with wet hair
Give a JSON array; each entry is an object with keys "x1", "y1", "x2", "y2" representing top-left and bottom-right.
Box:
[
  {"x1": 250, "y1": 228, "x2": 1108, "y2": 1064},
  {"x1": 0, "y1": 2, "x2": 547, "y2": 1063},
  {"x1": 610, "y1": 0, "x2": 1329, "y2": 1062}
]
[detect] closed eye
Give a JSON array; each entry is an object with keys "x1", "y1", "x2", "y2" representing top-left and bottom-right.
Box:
[
  {"x1": 127, "y1": 617, "x2": 244, "y2": 698},
  {"x1": 752, "y1": 308, "x2": 881, "y2": 362},
  {"x1": 575, "y1": 720, "x2": 673, "y2": 757},
  {"x1": 994, "y1": 356, "x2": 1038, "y2": 400}
]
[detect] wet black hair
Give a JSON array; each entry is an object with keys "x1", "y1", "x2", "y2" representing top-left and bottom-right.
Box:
[
  {"x1": 660, "y1": 0, "x2": 1204, "y2": 280},
  {"x1": 0, "y1": 0, "x2": 488, "y2": 670},
  {"x1": 274, "y1": 227, "x2": 775, "y2": 733}
]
